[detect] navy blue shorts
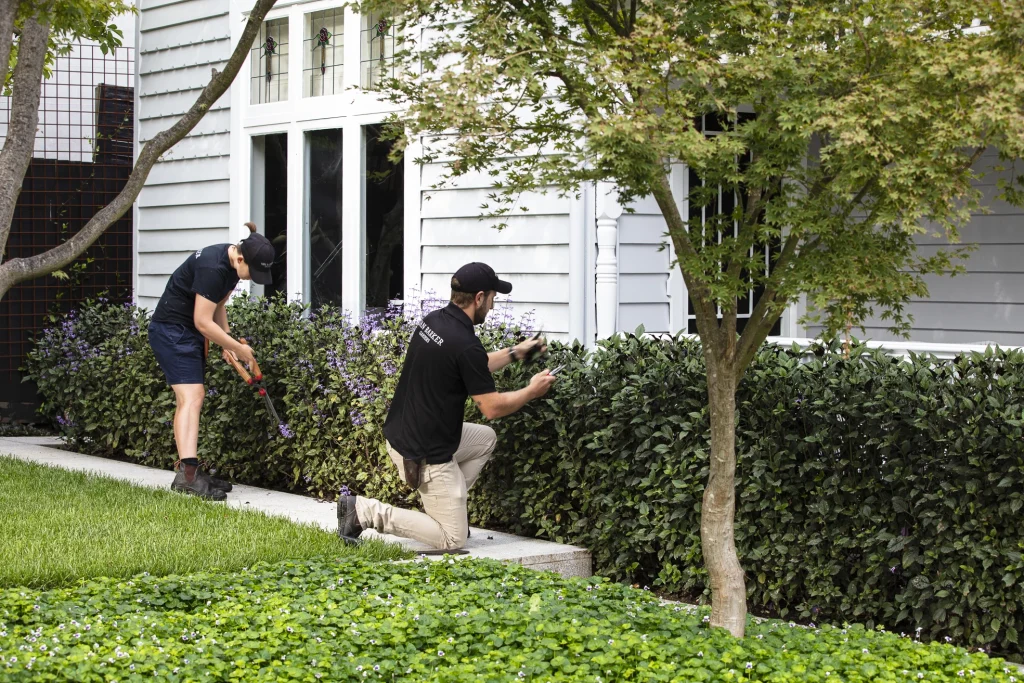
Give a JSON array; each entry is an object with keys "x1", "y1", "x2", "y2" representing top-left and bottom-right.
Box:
[{"x1": 148, "y1": 321, "x2": 206, "y2": 386}]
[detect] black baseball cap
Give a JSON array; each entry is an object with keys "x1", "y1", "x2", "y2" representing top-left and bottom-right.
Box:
[
  {"x1": 451, "y1": 262, "x2": 512, "y2": 295},
  {"x1": 239, "y1": 231, "x2": 275, "y2": 285}
]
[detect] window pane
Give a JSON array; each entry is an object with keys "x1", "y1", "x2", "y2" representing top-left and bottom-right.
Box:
[
  {"x1": 307, "y1": 129, "x2": 344, "y2": 311},
  {"x1": 250, "y1": 18, "x2": 289, "y2": 104},
  {"x1": 361, "y1": 12, "x2": 396, "y2": 90},
  {"x1": 364, "y1": 124, "x2": 404, "y2": 314},
  {"x1": 304, "y1": 9, "x2": 345, "y2": 98},
  {"x1": 251, "y1": 134, "x2": 288, "y2": 299}
]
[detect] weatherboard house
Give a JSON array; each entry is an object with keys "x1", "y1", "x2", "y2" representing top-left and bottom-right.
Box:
[{"x1": 132, "y1": 0, "x2": 1023, "y2": 351}]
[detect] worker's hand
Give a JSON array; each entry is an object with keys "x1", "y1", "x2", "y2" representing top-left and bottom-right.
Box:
[
  {"x1": 515, "y1": 335, "x2": 547, "y2": 362},
  {"x1": 234, "y1": 341, "x2": 256, "y2": 369},
  {"x1": 221, "y1": 348, "x2": 237, "y2": 365},
  {"x1": 528, "y1": 369, "x2": 558, "y2": 399}
]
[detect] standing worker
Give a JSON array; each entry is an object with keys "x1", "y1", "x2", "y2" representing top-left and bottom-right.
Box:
[
  {"x1": 338, "y1": 262, "x2": 557, "y2": 549},
  {"x1": 148, "y1": 222, "x2": 276, "y2": 500}
]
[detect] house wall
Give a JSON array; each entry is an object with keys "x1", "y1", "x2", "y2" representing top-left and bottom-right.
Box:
[
  {"x1": 134, "y1": 0, "x2": 233, "y2": 311},
  {"x1": 416, "y1": 165, "x2": 577, "y2": 337},
  {"x1": 617, "y1": 193, "x2": 672, "y2": 335},
  {"x1": 805, "y1": 151, "x2": 1024, "y2": 346}
]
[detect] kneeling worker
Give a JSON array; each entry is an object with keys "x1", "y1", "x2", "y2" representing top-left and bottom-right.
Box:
[{"x1": 338, "y1": 262, "x2": 556, "y2": 550}]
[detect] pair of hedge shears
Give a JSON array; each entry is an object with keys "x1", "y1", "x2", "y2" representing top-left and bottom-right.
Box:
[{"x1": 224, "y1": 338, "x2": 282, "y2": 428}]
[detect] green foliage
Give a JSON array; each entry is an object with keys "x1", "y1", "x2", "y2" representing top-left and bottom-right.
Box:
[
  {"x1": 0, "y1": 556, "x2": 1018, "y2": 682},
  {"x1": 25, "y1": 300, "x2": 1024, "y2": 656},
  {"x1": 23, "y1": 296, "x2": 532, "y2": 504},
  {"x1": 0, "y1": 456, "x2": 408, "y2": 589},
  {"x1": 471, "y1": 333, "x2": 1024, "y2": 657},
  {"x1": 6, "y1": 1, "x2": 132, "y2": 92},
  {"x1": 365, "y1": 0, "x2": 1024, "y2": 343}
]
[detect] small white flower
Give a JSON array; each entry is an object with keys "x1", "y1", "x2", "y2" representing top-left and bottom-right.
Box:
[{"x1": 438, "y1": 650, "x2": 445, "y2": 657}]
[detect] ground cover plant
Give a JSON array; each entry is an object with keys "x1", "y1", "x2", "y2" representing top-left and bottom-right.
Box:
[
  {"x1": 0, "y1": 457, "x2": 407, "y2": 589},
  {"x1": 0, "y1": 556, "x2": 1019, "y2": 682}
]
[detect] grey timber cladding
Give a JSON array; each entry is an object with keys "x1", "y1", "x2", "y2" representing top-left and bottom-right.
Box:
[
  {"x1": 418, "y1": 163, "x2": 573, "y2": 336},
  {"x1": 135, "y1": 0, "x2": 232, "y2": 311},
  {"x1": 807, "y1": 151, "x2": 1024, "y2": 346},
  {"x1": 617, "y1": 193, "x2": 672, "y2": 335}
]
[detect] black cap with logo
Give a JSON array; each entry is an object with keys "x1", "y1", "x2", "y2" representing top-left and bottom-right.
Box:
[
  {"x1": 239, "y1": 230, "x2": 275, "y2": 285},
  {"x1": 451, "y1": 262, "x2": 512, "y2": 295}
]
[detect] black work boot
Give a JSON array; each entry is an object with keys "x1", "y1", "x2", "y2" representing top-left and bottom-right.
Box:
[
  {"x1": 171, "y1": 461, "x2": 227, "y2": 501},
  {"x1": 199, "y1": 468, "x2": 233, "y2": 492},
  {"x1": 337, "y1": 494, "x2": 363, "y2": 544}
]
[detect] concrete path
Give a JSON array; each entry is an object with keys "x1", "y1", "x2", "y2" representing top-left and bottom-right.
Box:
[{"x1": 0, "y1": 436, "x2": 591, "y2": 578}]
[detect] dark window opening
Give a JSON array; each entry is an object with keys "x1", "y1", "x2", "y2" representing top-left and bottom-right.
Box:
[
  {"x1": 307, "y1": 128, "x2": 344, "y2": 311},
  {"x1": 252, "y1": 133, "x2": 288, "y2": 300},
  {"x1": 363, "y1": 124, "x2": 404, "y2": 315}
]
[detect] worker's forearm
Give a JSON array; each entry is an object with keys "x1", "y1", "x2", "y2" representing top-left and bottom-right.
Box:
[
  {"x1": 213, "y1": 305, "x2": 230, "y2": 334},
  {"x1": 196, "y1": 320, "x2": 240, "y2": 353},
  {"x1": 486, "y1": 386, "x2": 536, "y2": 420},
  {"x1": 487, "y1": 348, "x2": 515, "y2": 373}
]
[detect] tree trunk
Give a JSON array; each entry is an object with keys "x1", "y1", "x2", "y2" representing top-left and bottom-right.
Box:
[
  {"x1": 0, "y1": 0, "x2": 279, "y2": 301},
  {"x1": 0, "y1": 7, "x2": 51, "y2": 259},
  {"x1": 649, "y1": 168, "x2": 749, "y2": 637},
  {"x1": 701, "y1": 354, "x2": 748, "y2": 637}
]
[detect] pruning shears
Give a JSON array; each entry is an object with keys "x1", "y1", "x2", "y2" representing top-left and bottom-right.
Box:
[
  {"x1": 522, "y1": 329, "x2": 548, "y2": 364},
  {"x1": 226, "y1": 338, "x2": 283, "y2": 429}
]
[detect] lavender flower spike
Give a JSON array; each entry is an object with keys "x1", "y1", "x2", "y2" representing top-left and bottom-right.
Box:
[{"x1": 278, "y1": 423, "x2": 295, "y2": 439}]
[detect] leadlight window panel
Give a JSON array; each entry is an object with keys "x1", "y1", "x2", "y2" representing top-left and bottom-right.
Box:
[
  {"x1": 303, "y1": 9, "x2": 345, "y2": 98},
  {"x1": 360, "y1": 11, "x2": 397, "y2": 90},
  {"x1": 250, "y1": 18, "x2": 289, "y2": 104}
]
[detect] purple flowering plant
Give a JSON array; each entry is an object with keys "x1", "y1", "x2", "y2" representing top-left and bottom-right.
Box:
[{"x1": 25, "y1": 291, "x2": 540, "y2": 503}]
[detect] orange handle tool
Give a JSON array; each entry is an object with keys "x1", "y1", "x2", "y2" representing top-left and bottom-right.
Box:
[{"x1": 239, "y1": 338, "x2": 263, "y2": 381}]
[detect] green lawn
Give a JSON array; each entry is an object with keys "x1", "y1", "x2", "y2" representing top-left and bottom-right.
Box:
[{"x1": 0, "y1": 455, "x2": 407, "y2": 588}]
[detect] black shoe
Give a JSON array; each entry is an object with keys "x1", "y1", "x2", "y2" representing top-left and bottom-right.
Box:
[
  {"x1": 200, "y1": 468, "x2": 232, "y2": 492},
  {"x1": 337, "y1": 495, "x2": 363, "y2": 541},
  {"x1": 171, "y1": 463, "x2": 227, "y2": 501}
]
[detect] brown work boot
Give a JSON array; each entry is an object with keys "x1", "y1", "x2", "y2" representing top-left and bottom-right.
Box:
[
  {"x1": 171, "y1": 461, "x2": 227, "y2": 501},
  {"x1": 337, "y1": 494, "x2": 363, "y2": 543},
  {"x1": 199, "y1": 467, "x2": 232, "y2": 492}
]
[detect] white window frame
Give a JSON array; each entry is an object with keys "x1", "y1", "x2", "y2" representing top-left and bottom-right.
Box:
[{"x1": 230, "y1": 0, "x2": 420, "y2": 322}]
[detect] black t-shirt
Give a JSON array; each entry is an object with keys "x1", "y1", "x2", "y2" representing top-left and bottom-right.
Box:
[
  {"x1": 383, "y1": 302, "x2": 497, "y2": 464},
  {"x1": 151, "y1": 244, "x2": 240, "y2": 331}
]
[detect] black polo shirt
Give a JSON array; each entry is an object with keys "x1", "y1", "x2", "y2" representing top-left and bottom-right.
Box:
[
  {"x1": 151, "y1": 244, "x2": 240, "y2": 331},
  {"x1": 383, "y1": 302, "x2": 496, "y2": 464}
]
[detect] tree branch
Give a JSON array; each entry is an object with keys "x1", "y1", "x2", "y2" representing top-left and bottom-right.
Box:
[
  {"x1": 733, "y1": 229, "x2": 802, "y2": 375},
  {"x1": 0, "y1": 0, "x2": 279, "y2": 299},
  {"x1": 581, "y1": 0, "x2": 628, "y2": 37},
  {"x1": 0, "y1": 0, "x2": 20, "y2": 92},
  {"x1": 650, "y1": 167, "x2": 722, "y2": 346},
  {"x1": 0, "y1": 8, "x2": 51, "y2": 262}
]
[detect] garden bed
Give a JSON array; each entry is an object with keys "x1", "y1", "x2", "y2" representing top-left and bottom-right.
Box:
[{"x1": 1, "y1": 556, "x2": 1018, "y2": 682}]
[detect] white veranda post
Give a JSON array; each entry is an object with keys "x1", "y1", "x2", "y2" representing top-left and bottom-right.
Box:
[{"x1": 595, "y1": 181, "x2": 621, "y2": 340}]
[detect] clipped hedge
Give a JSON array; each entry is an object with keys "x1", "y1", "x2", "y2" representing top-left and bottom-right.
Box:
[
  {"x1": 1, "y1": 556, "x2": 1019, "y2": 682},
  {"x1": 25, "y1": 299, "x2": 1024, "y2": 656},
  {"x1": 24, "y1": 296, "x2": 526, "y2": 506}
]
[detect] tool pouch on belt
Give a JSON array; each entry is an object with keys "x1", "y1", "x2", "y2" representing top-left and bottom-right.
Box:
[{"x1": 402, "y1": 458, "x2": 422, "y2": 490}]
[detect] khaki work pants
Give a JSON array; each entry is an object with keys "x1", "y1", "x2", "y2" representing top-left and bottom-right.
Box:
[{"x1": 354, "y1": 423, "x2": 496, "y2": 550}]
